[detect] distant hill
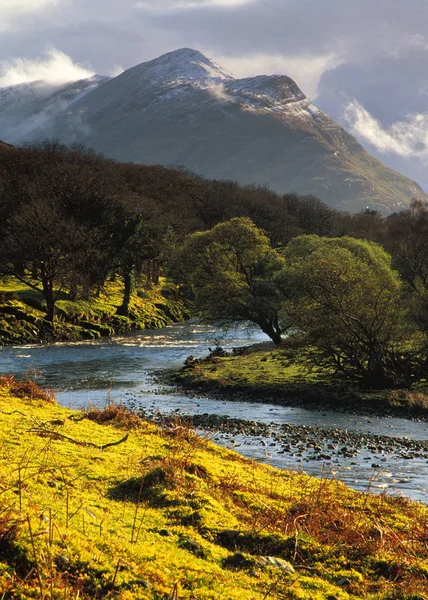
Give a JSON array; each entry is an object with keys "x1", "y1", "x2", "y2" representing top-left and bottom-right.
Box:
[{"x1": 7, "y1": 48, "x2": 427, "y2": 213}]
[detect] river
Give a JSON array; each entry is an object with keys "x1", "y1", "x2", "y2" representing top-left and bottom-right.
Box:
[{"x1": 1, "y1": 323, "x2": 427, "y2": 503}]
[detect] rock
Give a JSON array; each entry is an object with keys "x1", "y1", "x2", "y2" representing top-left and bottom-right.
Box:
[
  {"x1": 336, "y1": 577, "x2": 351, "y2": 587},
  {"x1": 178, "y1": 536, "x2": 206, "y2": 558},
  {"x1": 223, "y1": 553, "x2": 253, "y2": 569},
  {"x1": 159, "y1": 529, "x2": 170, "y2": 537},
  {"x1": 255, "y1": 556, "x2": 295, "y2": 573}
]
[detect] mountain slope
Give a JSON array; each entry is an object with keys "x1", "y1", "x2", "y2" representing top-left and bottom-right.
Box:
[
  {"x1": 19, "y1": 49, "x2": 427, "y2": 212},
  {"x1": 0, "y1": 140, "x2": 14, "y2": 152},
  {"x1": 0, "y1": 75, "x2": 110, "y2": 143}
]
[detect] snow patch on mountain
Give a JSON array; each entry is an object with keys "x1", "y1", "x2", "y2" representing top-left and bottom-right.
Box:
[{"x1": 129, "y1": 48, "x2": 234, "y2": 84}]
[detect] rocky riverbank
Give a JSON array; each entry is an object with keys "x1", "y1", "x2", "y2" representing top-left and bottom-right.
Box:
[{"x1": 150, "y1": 411, "x2": 428, "y2": 465}]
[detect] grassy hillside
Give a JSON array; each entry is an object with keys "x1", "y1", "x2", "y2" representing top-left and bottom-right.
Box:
[
  {"x1": 0, "y1": 378, "x2": 427, "y2": 599},
  {"x1": 0, "y1": 277, "x2": 188, "y2": 345}
]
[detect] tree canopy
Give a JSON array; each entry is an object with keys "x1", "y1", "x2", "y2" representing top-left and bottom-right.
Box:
[
  {"x1": 172, "y1": 217, "x2": 289, "y2": 344},
  {"x1": 283, "y1": 236, "x2": 410, "y2": 387}
]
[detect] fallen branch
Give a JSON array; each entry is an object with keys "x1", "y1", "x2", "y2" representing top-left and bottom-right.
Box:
[
  {"x1": 27, "y1": 428, "x2": 129, "y2": 450},
  {"x1": 0, "y1": 410, "x2": 27, "y2": 417}
]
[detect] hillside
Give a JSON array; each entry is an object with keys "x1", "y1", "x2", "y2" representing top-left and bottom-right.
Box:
[
  {"x1": 0, "y1": 139, "x2": 14, "y2": 151},
  {"x1": 0, "y1": 380, "x2": 427, "y2": 599},
  {"x1": 19, "y1": 48, "x2": 427, "y2": 213},
  {"x1": 0, "y1": 75, "x2": 109, "y2": 143}
]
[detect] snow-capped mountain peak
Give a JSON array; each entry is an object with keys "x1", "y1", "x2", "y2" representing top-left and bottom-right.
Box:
[{"x1": 123, "y1": 47, "x2": 234, "y2": 85}]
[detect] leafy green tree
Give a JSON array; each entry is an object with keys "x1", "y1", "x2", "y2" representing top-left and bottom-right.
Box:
[
  {"x1": 283, "y1": 235, "x2": 409, "y2": 387},
  {"x1": 173, "y1": 217, "x2": 289, "y2": 344}
]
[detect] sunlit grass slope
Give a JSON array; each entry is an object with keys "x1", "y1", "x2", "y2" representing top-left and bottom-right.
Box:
[
  {"x1": 0, "y1": 276, "x2": 188, "y2": 345},
  {"x1": 0, "y1": 378, "x2": 427, "y2": 599}
]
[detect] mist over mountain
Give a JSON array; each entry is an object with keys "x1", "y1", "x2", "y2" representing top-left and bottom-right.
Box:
[
  {"x1": 3, "y1": 48, "x2": 426, "y2": 213},
  {"x1": 0, "y1": 75, "x2": 110, "y2": 143}
]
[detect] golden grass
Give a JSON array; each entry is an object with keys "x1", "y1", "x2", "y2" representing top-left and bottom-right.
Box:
[{"x1": 0, "y1": 384, "x2": 427, "y2": 599}]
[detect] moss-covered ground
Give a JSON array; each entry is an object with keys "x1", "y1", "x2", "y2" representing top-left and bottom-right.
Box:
[
  {"x1": 176, "y1": 344, "x2": 428, "y2": 419},
  {"x1": 0, "y1": 377, "x2": 427, "y2": 599},
  {"x1": 0, "y1": 277, "x2": 189, "y2": 345}
]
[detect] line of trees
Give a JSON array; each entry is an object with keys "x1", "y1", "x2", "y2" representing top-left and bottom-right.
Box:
[{"x1": 0, "y1": 141, "x2": 388, "y2": 325}]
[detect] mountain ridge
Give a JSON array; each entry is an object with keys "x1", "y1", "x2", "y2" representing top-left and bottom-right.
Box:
[{"x1": 3, "y1": 48, "x2": 426, "y2": 213}]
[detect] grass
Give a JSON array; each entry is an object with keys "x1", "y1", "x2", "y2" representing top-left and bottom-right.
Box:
[
  {"x1": 176, "y1": 344, "x2": 428, "y2": 419},
  {"x1": 0, "y1": 381, "x2": 428, "y2": 598},
  {"x1": 0, "y1": 276, "x2": 189, "y2": 345}
]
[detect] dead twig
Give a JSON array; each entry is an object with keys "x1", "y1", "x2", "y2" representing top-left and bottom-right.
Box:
[{"x1": 27, "y1": 428, "x2": 129, "y2": 450}]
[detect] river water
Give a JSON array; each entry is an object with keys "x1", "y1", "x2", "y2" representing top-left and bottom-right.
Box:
[{"x1": 1, "y1": 324, "x2": 427, "y2": 503}]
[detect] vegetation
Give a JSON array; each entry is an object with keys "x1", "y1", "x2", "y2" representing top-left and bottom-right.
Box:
[
  {"x1": 0, "y1": 277, "x2": 188, "y2": 345},
  {"x1": 3, "y1": 141, "x2": 428, "y2": 392},
  {"x1": 176, "y1": 342, "x2": 428, "y2": 418},
  {"x1": 175, "y1": 223, "x2": 428, "y2": 389},
  {"x1": 282, "y1": 236, "x2": 411, "y2": 388},
  {"x1": 1, "y1": 379, "x2": 428, "y2": 599},
  {"x1": 174, "y1": 218, "x2": 289, "y2": 344}
]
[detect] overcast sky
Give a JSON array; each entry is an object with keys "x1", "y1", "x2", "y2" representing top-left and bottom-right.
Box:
[{"x1": 1, "y1": 0, "x2": 428, "y2": 186}]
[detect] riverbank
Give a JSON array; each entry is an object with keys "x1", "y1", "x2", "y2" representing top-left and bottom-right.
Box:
[
  {"x1": 1, "y1": 377, "x2": 428, "y2": 599},
  {"x1": 173, "y1": 344, "x2": 428, "y2": 421},
  {"x1": 0, "y1": 277, "x2": 189, "y2": 345}
]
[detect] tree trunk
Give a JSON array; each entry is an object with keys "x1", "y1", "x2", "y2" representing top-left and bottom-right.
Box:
[
  {"x1": 258, "y1": 320, "x2": 283, "y2": 345},
  {"x1": 40, "y1": 264, "x2": 55, "y2": 326},
  {"x1": 117, "y1": 268, "x2": 134, "y2": 316}
]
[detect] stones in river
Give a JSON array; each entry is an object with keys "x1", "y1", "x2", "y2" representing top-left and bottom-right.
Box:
[{"x1": 152, "y1": 410, "x2": 428, "y2": 468}]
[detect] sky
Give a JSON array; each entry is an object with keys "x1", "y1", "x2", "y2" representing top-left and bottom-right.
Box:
[{"x1": 1, "y1": 0, "x2": 428, "y2": 187}]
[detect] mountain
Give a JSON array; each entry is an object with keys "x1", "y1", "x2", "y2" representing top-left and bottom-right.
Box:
[
  {"x1": 0, "y1": 75, "x2": 110, "y2": 143},
  {"x1": 15, "y1": 48, "x2": 427, "y2": 213},
  {"x1": 0, "y1": 140, "x2": 14, "y2": 152}
]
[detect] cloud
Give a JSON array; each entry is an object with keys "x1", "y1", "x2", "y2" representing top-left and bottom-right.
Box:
[
  {"x1": 2, "y1": 0, "x2": 428, "y2": 185},
  {"x1": 0, "y1": 0, "x2": 60, "y2": 32},
  {"x1": 135, "y1": 0, "x2": 255, "y2": 8},
  {"x1": 215, "y1": 52, "x2": 340, "y2": 99},
  {"x1": 0, "y1": 48, "x2": 95, "y2": 87},
  {"x1": 344, "y1": 100, "x2": 428, "y2": 160},
  {"x1": 206, "y1": 82, "x2": 233, "y2": 102}
]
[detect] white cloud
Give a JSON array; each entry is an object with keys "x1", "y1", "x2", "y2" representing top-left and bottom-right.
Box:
[
  {"x1": 344, "y1": 99, "x2": 428, "y2": 159},
  {"x1": 0, "y1": 48, "x2": 95, "y2": 87},
  {"x1": 0, "y1": 0, "x2": 60, "y2": 32},
  {"x1": 206, "y1": 82, "x2": 233, "y2": 102},
  {"x1": 135, "y1": 0, "x2": 255, "y2": 8},
  {"x1": 214, "y1": 52, "x2": 341, "y2": 99}
]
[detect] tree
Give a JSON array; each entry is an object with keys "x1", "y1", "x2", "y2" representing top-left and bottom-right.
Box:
[
  {"x1": 0, "y1": 143, "x2": 121, "y2": 323},
  {"x1": 3, "y1": 196, "x2": 83, "y2": 324},
  {"x1": 283, "y1": 235, "x2": 409, "y2": 387},
  {"x1": 173, "y1": 218, "x2": 289, "y2": 344},
  {"x1": 386, "y1": 200, "x2": 428, "y2": 291}
]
